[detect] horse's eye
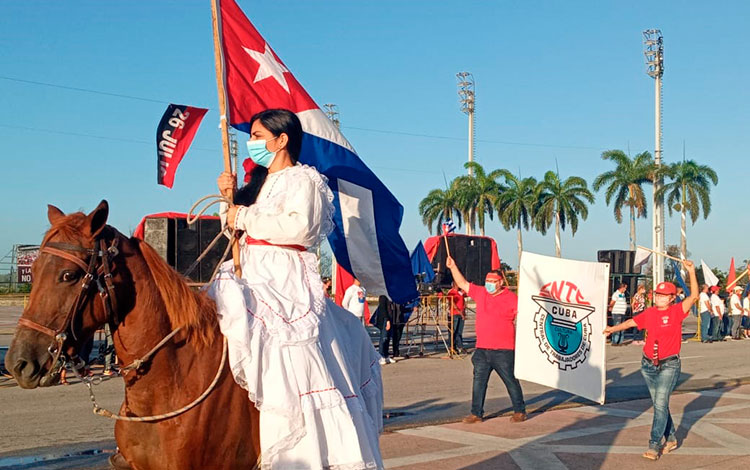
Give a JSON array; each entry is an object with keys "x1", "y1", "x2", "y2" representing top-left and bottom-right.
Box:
[{"x1": 60, "y1": 271, "x2": 80, "y2": 283}]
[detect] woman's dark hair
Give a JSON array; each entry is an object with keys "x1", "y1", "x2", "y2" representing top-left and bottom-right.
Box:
[{"x1": 234, "y1": 109, "x2": 303, "y2": 206}]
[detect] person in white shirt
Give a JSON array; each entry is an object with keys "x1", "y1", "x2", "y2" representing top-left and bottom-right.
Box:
[
  {"x1": 608, "y1": 283, "x2": 629, "y2": 346},
  {"x1": 709, "y1": 286, "x2": 725, "y2": 342},
  {"x1": 698, "y1": 284, "x2": 712, "y2": 343},
  {"x1": 730, "y1": 286, "x2": 744, "y2": 339},
  {"x1": 342, "y1": 278, "x2": 367, "y2": 324}
]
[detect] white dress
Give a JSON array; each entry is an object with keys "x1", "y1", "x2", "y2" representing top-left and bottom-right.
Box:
[{"x1": 207, "y1": 164, "x2": 384, "y2": 470}]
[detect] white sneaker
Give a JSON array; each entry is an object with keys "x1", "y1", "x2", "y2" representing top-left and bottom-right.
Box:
[
  {"x1": 386, "y1": 357, "x2": 393, "y2": 364},
  {"x1": 379, "y1": 357, "x2": 387, "y2": 366}
]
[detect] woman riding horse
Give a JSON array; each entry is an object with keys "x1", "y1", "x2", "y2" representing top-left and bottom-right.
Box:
[{"x1": 212, "y1": 108, "x2": 384, "y2": 469}]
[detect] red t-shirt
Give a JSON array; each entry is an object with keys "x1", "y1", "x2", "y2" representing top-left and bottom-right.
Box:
[
  {"x1": 468, "y1": 284, "x2": 518, "y2": 350},
  {"x1": 445, "y1": 288, "x2": 466, "y2": 316},
  {"x1": 633, "y1": 302, "x2": 688, "y2": 359}
]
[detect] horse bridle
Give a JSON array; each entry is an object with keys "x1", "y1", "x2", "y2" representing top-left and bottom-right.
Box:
[{"x1": 17, "y1": 233, "x2": 121, "y2": 379}]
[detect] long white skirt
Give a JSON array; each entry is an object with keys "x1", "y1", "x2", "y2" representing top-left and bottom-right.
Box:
[{"x1": 207, "y1": 245, "x2": 383, "y2": 470}]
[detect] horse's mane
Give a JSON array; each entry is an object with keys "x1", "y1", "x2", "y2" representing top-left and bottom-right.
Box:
[{"x1": 135, "y1": 238, "x2": 218, "y2": 348}]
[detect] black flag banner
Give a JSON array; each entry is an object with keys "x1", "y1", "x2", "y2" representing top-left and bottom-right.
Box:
[{"x1": 156, "y1": 104, "x2": 208, "y2": 188}]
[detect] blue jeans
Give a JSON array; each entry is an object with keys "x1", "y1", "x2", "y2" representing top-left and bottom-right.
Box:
[
  {"x1": 641, "y1": 356, "x2": 681, "y2": 450},
  {"x1": 700, "y1": 312, "x2": 712, "y2": 342},
  {"x1": 611, "y1": 314, "x2": 625, "y2": 344},
  {"x1": 470, "y1": 349, "x2": 526, "y2": 417},
  {"x1": 451, "y1": 315, "x2": 465, "y2": 350},
  {"x1": 711, "y1": 317, "x2": 722, "y2": 341},
  {"x1": 378, "y1": 326, "x2": 391, "y2": 359}
]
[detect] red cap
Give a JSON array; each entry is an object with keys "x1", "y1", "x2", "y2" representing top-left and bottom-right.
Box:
[
  {"x1": 654, "y1": 282, "x2": 677, "y2": 295},
  {"x1": 710, "y1": 285, "x2": 720, "y2": 293}
]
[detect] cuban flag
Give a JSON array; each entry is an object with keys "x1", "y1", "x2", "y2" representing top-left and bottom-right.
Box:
[
  {"x1": 217, "y1": 0, "x2": 418, "y2": 304},
  {"x1": 441, "y1": 218, "x2": 457, "y2": 235}
]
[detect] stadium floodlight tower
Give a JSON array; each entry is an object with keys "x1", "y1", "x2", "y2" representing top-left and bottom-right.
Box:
[
  {"x1": 643, "y1": 29, "x2": 665, "y2": 285},
  {"x1": 323, "y1": 103, "x2": 340, "y2": 129},
  {"x1": 456, "y1": 72, "x2": 476, "y2": 177}
]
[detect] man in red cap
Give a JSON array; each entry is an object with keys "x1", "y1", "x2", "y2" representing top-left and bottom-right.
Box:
[
  {"x1": 445, "y1": 256, "x2": 527, "y2": 424},
  {"x1": 605, "y1": 260, "x2": 698, "y2": 460}
]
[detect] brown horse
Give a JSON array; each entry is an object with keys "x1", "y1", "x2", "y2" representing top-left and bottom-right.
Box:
[{"x1": 4, "y1": 201, "x2": 260, "y2": 469}]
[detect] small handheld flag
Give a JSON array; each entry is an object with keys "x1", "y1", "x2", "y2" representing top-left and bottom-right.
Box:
[
  {"x1": 633, "y1": 246, "x2": 651, "y2": 268},
  {"x1": 701, "y1": 259, "x2": 719, "y2": 287},
  {"x1": 156, "y1": 104, "x2": 208, "y2": 188},
  {"x1": 441, "y1": 218, "x2": 457, "y2": 234}
]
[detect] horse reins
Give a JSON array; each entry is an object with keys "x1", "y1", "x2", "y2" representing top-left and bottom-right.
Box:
[{"x1": 16, "y1": 231, "x2": 230, "y2": 424}]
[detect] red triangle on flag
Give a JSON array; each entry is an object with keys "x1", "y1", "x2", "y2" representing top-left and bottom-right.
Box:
[{"x1": 219, "y1": 0, "x2": 318, "y2": 128}]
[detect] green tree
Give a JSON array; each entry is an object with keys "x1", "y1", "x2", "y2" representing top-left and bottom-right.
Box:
[
  {"x1": 453, "y1": 162, "x2": 503, "y2": 236},
  {"x1": 495, "y1": 172, "x2": 537, "y2": 269},
  {"x1": 656, "y1": 159, "x2": 718, "y2": 259},
  {"x1": 418, "y1": 186, "x2": 463, "y2": 235},
  {"x1": 592, "y1": 150, "x2": 654, "y2": 250},
  {"x1": 534, "y1": 171, "x2": 595, "y2": 257}
]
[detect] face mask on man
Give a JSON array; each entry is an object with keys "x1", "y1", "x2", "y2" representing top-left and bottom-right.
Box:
[
  {"x1": 485, "y1": 282, "x2": 497, "y2": 294},
  {"x1": 246, "y1": 137, "x2": 279, "y2": 168},
  {"x1": 654, "y1": 295, "x2": 670, "y2": 308}
]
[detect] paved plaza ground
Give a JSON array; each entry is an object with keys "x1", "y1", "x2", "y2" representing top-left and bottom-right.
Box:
[{"x1": 3, "y1": 304, "x2": 750, "y2": 468}]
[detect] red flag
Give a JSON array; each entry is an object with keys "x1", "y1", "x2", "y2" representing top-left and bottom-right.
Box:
[
  {"x1": 726, "y1": 257, "x2": 736, "y2": 292},
  {"x1": 156, "y1": 104, "x2": 208, "y2": 188},
  {"x1": 218, "y1": 0, "x2": 317, "y2": 131}
]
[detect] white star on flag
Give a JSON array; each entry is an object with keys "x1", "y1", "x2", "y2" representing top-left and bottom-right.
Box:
[{"x1": 243, "y1": 42, "x2": 290, "y2": 93}]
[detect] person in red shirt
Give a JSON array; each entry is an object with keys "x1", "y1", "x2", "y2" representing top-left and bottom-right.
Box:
[
  {"x1": 604, "y1": 259, "x2": 698, "y2": 461},
  {"x1": 446, "y1": 256, "x2": 527, "y2": 424},
  {"x1": 439, "y1": 282, "x2": 467, "y2": 354}
]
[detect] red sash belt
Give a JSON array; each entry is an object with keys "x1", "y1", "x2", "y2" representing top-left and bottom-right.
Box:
[{"x1": 245, "y1": 236, "x2": 305, "y2": 252}]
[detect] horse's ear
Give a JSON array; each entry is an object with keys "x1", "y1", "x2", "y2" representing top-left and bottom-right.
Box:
[
  {"x1": 47, "y1": 205, "x2": 65, "y2": 225},
  {"x1": 87, "y1": 200, "x2": 109, "y2": 237}
]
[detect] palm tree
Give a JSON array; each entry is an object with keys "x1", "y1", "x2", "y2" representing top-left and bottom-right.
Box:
[
  {"x1": 454, "y1": 162, "x2": 504, "y2": 236},
  {"x1": 592, "y1": 150, "x2": 654, "y2": 250},
  {"x1": 418, "y1": 186, "x2": 463, "y2": 235},
  {"x1": 656, "y1": 159, "x2": 718, "y2": 259},
  {"x1": 495, "y1": 172, "x2": 537, "y2": 268},
  {"x1": 534, "y1": 171, "x2": 595, "y2": 257},
  {"x1": 452, "y1": 175, "x2": 478, "y2": 235}
]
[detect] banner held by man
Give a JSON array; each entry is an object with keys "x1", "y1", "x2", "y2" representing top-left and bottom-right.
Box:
[{"x1": 516, "y1": 251, "x2": 609, "y2": 404}]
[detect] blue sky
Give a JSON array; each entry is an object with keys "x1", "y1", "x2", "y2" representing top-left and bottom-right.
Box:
[{"x1": 0, "y1": 1, "x2": 748, "y2": 272}]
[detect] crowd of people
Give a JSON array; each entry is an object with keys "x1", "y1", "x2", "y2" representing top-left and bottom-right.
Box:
[{"x1": 608, "y1": 279, "x2": 750, "y2": 345}]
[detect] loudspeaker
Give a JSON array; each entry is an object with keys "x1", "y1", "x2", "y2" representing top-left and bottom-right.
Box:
[
  {"x1": 597, "y1": 249, "x2": 638, "y2": 274},
  {"x1": 431, "y1": 235, "x2": 495, "y2": 288},
  {"x1": 142, "y1": 216, "x2": 228, "y2": 283}
]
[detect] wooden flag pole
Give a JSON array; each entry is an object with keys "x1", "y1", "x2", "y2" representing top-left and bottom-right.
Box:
[
  {"x1": 726, "y1": 268, "x2": 749, "y2": 290},
  {"x1": 636, "y1": 245, "x2": 682, "y2": 263},
  {"x1": 211, "y1": 0, "x2": 241, "y2": 277},
  {"x1": 443, "y1": 232, "x2": 452, "y2": 259}
]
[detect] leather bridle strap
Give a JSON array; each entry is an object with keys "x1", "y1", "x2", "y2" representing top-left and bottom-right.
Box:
[
  {"x1": 17, "y1": 317, "x2": 57, "y2": 338},
  {"x1": 41, "y1": 246, "x2": 91, "y2": 271}
]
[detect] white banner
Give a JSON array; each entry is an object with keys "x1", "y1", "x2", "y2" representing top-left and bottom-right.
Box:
[{"x1": 515, "y1": 251, "x2": 609, "y2": 404}]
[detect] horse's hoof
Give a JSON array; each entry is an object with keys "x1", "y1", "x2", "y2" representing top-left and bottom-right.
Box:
[{"x1": 109, "y1": 452, "x2": 133, "y2": 470}]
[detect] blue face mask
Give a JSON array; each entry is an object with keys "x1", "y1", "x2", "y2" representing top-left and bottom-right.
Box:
[
  {"x1": 246, "y1": 137, "x2": 278, "y2": 168},
  {"x1": 485, "y1": 282, "x2": 497, "y2": 294}
]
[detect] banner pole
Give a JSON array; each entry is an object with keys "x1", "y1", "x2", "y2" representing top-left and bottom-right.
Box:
[{"x1": 211, "y1": 0, "x2": 242, "y2": 277}]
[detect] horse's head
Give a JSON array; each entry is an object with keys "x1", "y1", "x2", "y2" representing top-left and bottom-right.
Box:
[{"x1": 5, "y1": 200, "x2": 130, "y2": 388}]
